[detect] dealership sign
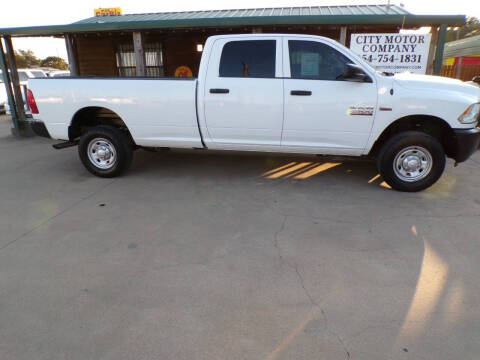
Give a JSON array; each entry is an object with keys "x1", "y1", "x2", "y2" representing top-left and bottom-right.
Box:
[
  {"x1": 350, "y1": 33, "x2": 431, "y2": 74},
  {"x1": 94, "y1": 8, "x2": 122, "y2": 16}
]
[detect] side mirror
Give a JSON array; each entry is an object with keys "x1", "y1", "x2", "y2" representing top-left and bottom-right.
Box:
[{"x1": 343, "y1": 63, "x2": 372, "y2": 83}]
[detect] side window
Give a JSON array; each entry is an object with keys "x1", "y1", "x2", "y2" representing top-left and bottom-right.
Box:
[
  {"x1": 289, "y1": 40, "x2": 352, "y2": 81},
  {"x1": 219, "y1": 40, "x2": 276, "y2": 78}
]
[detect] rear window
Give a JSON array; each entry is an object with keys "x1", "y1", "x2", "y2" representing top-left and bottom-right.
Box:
[{"x1": 219, "y1": 40, "x2": 276, "y2": 78}]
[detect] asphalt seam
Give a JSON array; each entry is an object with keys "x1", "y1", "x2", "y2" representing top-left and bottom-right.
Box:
[{"x1": 0, "y1": 179, "x2": 117, "y2": 252}]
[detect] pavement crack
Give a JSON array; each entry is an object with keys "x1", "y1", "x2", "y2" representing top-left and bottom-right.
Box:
[
  {"x1": 273, "y1": 214, "x2": 288, "y2": 262},
  {"x1": 321, "y1": 309, "x2": 351, "y2": 360},
  {"x1": 272, "y1": 215, "x2": 350, "y2": 359},
  {"x1": 273, "y1": 215, "x2": 319, "y2": 307},
  {"x1": 0, "y1": 179, "x2": 117, "y2": 252},
  {"x1": 294, "y1": 265, "x2": 319, "y2": 307}
]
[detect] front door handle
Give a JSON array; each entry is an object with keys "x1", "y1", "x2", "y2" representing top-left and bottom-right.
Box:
[
  {"x1": 291, "y1": 90, "x2": 312, "y2": 96},
  {"x1": 210, "y1": 88, "x2": 230, "y2": 94}
]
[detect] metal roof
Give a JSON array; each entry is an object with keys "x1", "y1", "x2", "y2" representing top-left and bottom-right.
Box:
[
  {"x1": 0, "y1": 5, "x2": 466, "y2": 37},
  {"x1": 444, "y1": 35, "x2": 480, "y2": 58}
]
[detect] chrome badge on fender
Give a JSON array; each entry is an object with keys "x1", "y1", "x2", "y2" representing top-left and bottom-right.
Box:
[{"x1": 348, "y1": 106, "x2": 374, "y2": 116}]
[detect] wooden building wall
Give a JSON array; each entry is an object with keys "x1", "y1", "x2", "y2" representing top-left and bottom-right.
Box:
[
  {"x1": 76, "y1": 38, "x2": 117, "y2": 76},
  {"x1": 442, "y1": 64, "x2": 480, "y2": 81}
]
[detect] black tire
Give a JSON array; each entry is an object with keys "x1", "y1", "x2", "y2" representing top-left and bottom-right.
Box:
[
  {"x1": 78, "y1": 125, "x2": 133, "y2": 178},
  {"x1": 377, "y1": 131, "x2": 445, "y2": 192}
]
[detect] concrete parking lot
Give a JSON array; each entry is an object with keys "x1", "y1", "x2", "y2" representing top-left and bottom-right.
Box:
[{"x1": 1, "y1": 114, "x2": 480, "y2": 360}]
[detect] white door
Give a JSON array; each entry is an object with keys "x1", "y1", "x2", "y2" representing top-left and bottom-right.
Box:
[
  {"x1": 282, "y1": 38, "x2": 378, "y2": 153},
  {"x1": 204, "y1": 37, "x2": 284, "y2": 147}
]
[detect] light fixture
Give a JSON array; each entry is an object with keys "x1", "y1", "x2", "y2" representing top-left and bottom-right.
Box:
[{"x1": 196, "y1": 44, "x2": 203, "y2": 52}]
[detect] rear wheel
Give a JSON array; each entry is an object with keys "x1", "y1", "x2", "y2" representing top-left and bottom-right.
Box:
[
  {"x1": 78, "y1": 125, "x2": 133, "y2": 177},
  {"x1": 377, "y1": 131, "x2": 445, "y2": 192}
]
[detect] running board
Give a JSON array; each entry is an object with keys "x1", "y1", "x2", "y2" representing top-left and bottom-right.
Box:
[{"x1": 52, "y1": 140, "x2": 79, "y2": 150}]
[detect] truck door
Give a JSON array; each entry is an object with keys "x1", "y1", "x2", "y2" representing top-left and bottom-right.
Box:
[
  {"x1": 203, "y1": 37, "x2": 284, "y2": 147},
  {"x1": 282, "y1": 38, "x2": 377, "y2": 152}
]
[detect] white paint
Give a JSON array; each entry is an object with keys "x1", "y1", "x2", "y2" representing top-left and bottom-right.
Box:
[
  {"x1": 281, "y1": 36, "x2": 377, "y2": 151},
  {"x1": 203, "y1": 36, "x2": 284, "y2": 147}
]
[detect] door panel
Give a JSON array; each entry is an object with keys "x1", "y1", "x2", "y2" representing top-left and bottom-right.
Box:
[
  {"x1": 283, "y1": 79, "x2": 377, "y2": 149},
  {"x1": 204, "y1": 38, "x2": 284, "y2": 146},
  {"x1": 282, "y1": 39, "x2": 377, "y2": 150}
]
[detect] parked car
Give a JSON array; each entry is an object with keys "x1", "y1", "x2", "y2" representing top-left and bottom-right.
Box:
[
  {"x1": 17, "y1": 69, "x2": 47, "y2": 82},
  {"x1": 48, "y1": 70, "x2": 70, "y2": 78},
  {"x1": 27, "y1": 34, "x2": 480, "y2": 191},
  {"x1": 1, "y1": 68, "x2": 47, "y2": 115},
  {"x1": 0, "y1": 78, "x2": 6, "y2": 114}
]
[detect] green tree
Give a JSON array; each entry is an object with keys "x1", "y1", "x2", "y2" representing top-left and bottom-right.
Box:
[
  {"x1": 40, "y1": 56, "x2": 68, "y2": 70},
  {"x1": 14, "y1": 49, "x2": 41, "y2": 68},
  {"x1": 446, "y1": 17, "x2": 480, "y2": 42}
]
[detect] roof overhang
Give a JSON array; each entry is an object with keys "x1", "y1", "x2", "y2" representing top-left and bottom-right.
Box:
[
  {"x1": 444, "y1": 34, "x2": 480, "y2": 58},
  {"x1": 0, "y1": 11, "x2": 466, "y2": 37}
]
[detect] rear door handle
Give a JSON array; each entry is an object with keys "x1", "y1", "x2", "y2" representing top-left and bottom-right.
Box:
[
  {"x1": 290, "y1": 90, "x2": 312, "y2": 96},
  {"x1": 210, "y1": 88, "x2": 230, "y2": 94}
]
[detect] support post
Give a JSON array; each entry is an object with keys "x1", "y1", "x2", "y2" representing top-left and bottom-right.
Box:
[
  {"x1": 65, "y1": 34, "x2": 78, "y2": 76},
  {"x1": 339, "y1": 26, "x2": 347, "y2": 46},
  {"x1": 433, "y1": 24, "x2": 447, "y2": 76},
  {"x1": 4, "y1": 35, "x2": 27, "y2": 127},
  {"x1": 0, "y1": 37, "x2": 19, "y2": 131},
  {"x1": 426, "y1": 26, "x2": 438, "y2": 75},
  {"x1": 455, "y1": 57, "x2": 463, "y2": 79},
  {"x1": 133, "y1": 31, "x2": 145, "y2": 77}
]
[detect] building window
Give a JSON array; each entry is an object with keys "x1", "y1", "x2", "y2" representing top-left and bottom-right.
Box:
[{"x1": 116, "y1": 42, "x2": 164, "y2": 77}]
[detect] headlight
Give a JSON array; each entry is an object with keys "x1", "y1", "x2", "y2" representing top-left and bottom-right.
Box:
[{"x1": 458, "y1": 103, "x2": 480, "y2": 124}]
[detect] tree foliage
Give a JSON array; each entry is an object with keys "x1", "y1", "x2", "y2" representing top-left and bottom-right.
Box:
[
  {"x1": 40, "y1": 56, "x2": 68, "y2": 70},
  {"x1": 8, "y1": 49, "x2": 69, "y2": 70},
  {"x1": 446, "y1": 17, "x2": 480, "y2": 42},
  {"x1": 14, "y1": 49, "x2": 41, "y2": 68}
]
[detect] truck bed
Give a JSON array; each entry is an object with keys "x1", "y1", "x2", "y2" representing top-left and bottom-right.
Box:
[{"x1": 29, "y1": 77, "x2": 204, "y2": 148}]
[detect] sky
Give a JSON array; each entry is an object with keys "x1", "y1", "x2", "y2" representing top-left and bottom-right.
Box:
[{"x1": 1, "y1": 0, "x2": 478, "y2": 61}]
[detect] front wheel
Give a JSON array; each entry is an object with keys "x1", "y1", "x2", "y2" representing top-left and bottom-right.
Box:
[
  {"x1": 377, "y1": 131, "x2": 445, "y2": 192},
  {"x1": 78, "y1": 126, "x2": 133, "y2": 177}
]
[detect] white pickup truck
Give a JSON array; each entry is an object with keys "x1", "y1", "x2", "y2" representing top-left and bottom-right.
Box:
[{"x1": 27, "y1": 34, "x2": 480, "y2": 192}]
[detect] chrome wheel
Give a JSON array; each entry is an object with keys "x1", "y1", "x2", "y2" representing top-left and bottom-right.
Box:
[
  {"x1": 393, "y1": 146, "x2": 432, "y2": 182},
  {"x1": 87, "y1": 138, "x2": 117, "y2": 170}
]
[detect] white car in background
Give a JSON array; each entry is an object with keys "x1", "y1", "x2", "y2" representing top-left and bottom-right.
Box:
[
  {"x1": 0, "y1": 77, "x2": 6, "y2": 114},
  {"x1": 48, "y1": 70, "x2": 70, "y2": 78},
  {"x1": 0, "y1": 68, "x2": 47, "y2": 115},
  {"x1": 19, "y1": 69, "x2": 47, "y2": 81}
]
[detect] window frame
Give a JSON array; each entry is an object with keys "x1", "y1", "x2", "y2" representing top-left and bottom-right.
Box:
[
  {"x1": 283, "y1": 37, "x2": 362, "y2": 81},
  {"x1": 208, "y1": 37, "x2": 283, "y2": 80},
  {"x1": 115, "y1": 41, "x2": 164, "y2": 77},
  {"x1": 218, "y1": 39, "x2": 278, "y2": 79}
]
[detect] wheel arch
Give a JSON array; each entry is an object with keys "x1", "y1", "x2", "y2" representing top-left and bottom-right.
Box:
[
  {"x1": 69, "y1": 106, "x2": 134, "y2": 143},
  {"x1": 369, "y1": 115, "x2": 455, "y2": 159}
]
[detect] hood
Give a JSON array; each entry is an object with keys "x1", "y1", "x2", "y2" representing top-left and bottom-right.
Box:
[{"x1": 393, "y1": 72, "x2": 480, "y2": 99}]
